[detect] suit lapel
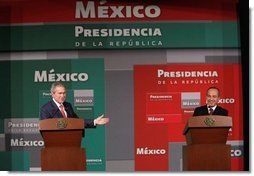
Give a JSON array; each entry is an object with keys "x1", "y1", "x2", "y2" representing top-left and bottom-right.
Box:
[
  {"x1": 203, "y1": 106, "x2": 209, "y2": 115},
  {"x1": 63, "y1": 102, "x2": 71, "y2": 117},
  {"x1": 50, "y1": 100, "x2": 61, "y2": 118},
  {"x1": 213, "y1": 106, "x2": 220, "y2": 115}
]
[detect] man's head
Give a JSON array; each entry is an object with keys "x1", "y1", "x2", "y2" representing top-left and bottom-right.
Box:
[
  {"x1": 51, "y1": 82, "x2": 66, "y2": 104},
  {"x1": 206, "y1": 87, "x2": 220, "y2": 107}
]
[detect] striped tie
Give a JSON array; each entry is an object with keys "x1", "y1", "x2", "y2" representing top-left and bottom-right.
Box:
[{"x1": 208, "y1": 107, "x2": 214, "y2": 115}]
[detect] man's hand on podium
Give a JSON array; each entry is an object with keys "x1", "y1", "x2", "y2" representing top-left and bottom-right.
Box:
[{"x1": 94, "y1": 114, "x2": 109, "y2": 125}]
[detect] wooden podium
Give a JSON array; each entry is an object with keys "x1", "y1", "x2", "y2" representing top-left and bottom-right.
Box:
[
  {"x1": 39, "y1": 118, "x2": 86, "y2": 171},
  {"x1": 182, "y1": 115, "x2": 232, "y2": 171}
]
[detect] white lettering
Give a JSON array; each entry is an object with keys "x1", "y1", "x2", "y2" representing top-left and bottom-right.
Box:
[
  {"x1": 75, "y1": 26, "x2": 162, "y2": 37},
  {"x1": 231, "y1": 149, "x2": 242, "y2": 157},
  {"x1": 76, "y1": 1, "x2": 95, "y2": 18},
  {"x1": 219, "y1": 98, "x2": 235, "y2": 104},
  {"x1": 75, "y1": 1, "x2": 160, "y2": 19},
  {"x1": 136, "y1": 147, "x2": 166, "y2": 155},
  {"x1": 147, "y1": 117, "x2": 164, "y2": 122},
  {"x1": 34, "y1": 69, "x2": 89, "y2": 82},
  {"x1": 145, "y1": 5, "x2": 161, "y2": 18},
  {"x1": 10, "y1": 138, "x2": 44, "y2": 147},
  {"x1": 110, "y1": 6, "x2": 125, "y2": 18},
  {"x1": 158, "y1": 70, "x2": 219, "y2": 78},
  {"x1": 98, "y1": 6, "x2": 108, "y2": 18},
  {"x1": 34, "y1": 70, "x2": 47, "y2": 82}
]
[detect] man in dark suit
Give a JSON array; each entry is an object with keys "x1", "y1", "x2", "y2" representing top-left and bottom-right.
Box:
[
  {"x1": 193, "y1": 87, "x2": 228, "y2": 117},
  {"x1": 40, "y1": 82, "x2": 109, "y2": 128}
]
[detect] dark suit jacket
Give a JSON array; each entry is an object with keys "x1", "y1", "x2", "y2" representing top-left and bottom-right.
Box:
[
  {"x1": 40, "y1": 100, "x2": 95, "y2": 128},
  {"x1": 193, "y1": 105, "x2": 228, "y2": 117}
]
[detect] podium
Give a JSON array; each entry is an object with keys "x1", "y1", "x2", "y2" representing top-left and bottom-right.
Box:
[
  {"x1": 182, "y1": 115, "x2": 232, "y2": 171},
  {"x1": 39, "y1": 118, "x2": 86, "y2": 171}
]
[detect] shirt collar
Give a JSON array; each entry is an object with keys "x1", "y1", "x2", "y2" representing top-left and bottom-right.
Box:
[
  {"x1": 53, "y1": 98, "x2": 62, "y2": 108},
  {"x1": 207, "y1": 105, "x2": 217, "y2": 111}
]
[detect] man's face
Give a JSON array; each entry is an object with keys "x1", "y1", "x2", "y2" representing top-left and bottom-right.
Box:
[
  {"x1": 206, "y1": 88, "x2": 220, "y2": 107},
  {"x1": 51, "y1": 86, "x2": 66, "y2": 104}
]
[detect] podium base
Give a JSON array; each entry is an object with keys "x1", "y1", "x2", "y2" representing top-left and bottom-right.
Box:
[
  {"x1": 41, "y1": 147, "x2": 86, "y2": 171},
  {"x1": 183, "y1": 144, "x2": 231, "y2": 171}
]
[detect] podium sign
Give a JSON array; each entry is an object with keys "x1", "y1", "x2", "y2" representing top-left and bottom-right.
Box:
[{"x1": 183, "y1": 116, "x2": 232, "y2": 171}]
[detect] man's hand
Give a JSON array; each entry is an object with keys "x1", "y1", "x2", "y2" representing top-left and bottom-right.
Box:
[{"x1": 95, "y1": 114, "x2": 109, "y2": 125}]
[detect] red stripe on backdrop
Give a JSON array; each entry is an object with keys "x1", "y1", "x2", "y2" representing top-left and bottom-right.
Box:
[
  {"x1": 0, "y1": 0, "x2": 238, "y2": 24},
  {"x1": 134, "y1": 65, "x2": 169, "y2": 171}
]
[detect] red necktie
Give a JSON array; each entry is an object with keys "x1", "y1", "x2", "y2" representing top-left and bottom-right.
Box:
[
  {"x1": 59, "y1": 104, "x2": 67, "y2": 118},
  {"x1": 209, "y1": 107, "x2": 214, "y2": 115}
]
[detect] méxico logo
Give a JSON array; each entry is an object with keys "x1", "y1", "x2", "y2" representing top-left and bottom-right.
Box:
[
  {"x1": 75, "y1": 1, "x2": 161, "y2": 19},
  {"x1": 34, "y1": 69, "x2": 89, "y2": 82},
  {"x1": 181, "y1": 92, "x2": 200, "y2": 108},
  {"x1": 74, "y1": 89, "x2": 94, "y2": 106}
]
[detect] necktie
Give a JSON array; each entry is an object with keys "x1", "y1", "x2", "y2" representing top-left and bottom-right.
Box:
[
  {"x1": 59, "y1": 104, "x2": 67, "y2": 118},
  {"x1": 208, "y1": 107, "x2": 214, "y2": 115}
]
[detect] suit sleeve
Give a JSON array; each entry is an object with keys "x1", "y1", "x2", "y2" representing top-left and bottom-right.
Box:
[
  {"x1": 192, "y1": 107, "x2": 199, "y2": 117},
  {"x1": 40, "y1": 106, "x2": 50, "y2": 120},
  {"x1": 67, "y1": 103, "x2": 96, "y2": 128},
  {"x1": 66, "y1": 103, "x2": 79, "y2": 118},
  {"x1": 223, "y1": 109, "x2": 229, "y2": 116},
  {"x1": 84, "y1": 119, "x2": 96, "y2": 128}
]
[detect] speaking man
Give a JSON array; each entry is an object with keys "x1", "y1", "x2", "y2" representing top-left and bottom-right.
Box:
[
  {"x1": 40, "y1": 82, "x2": 109, "y2": 128},
  {"x1": 193, "y1": 86, "x2": 228, "y2": 117}
]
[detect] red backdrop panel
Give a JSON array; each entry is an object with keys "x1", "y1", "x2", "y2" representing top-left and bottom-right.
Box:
[{"x1": 134, "y1": 64, "x2": 243, "y2": 171}]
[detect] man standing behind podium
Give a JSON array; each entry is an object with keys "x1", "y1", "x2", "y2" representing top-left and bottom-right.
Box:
[
  {"x1": 40, "y1": 82, "x2": 109, "y2": 128},
  {"x1": 193, "y1": 86, "x2": 228, "y2": 117}
]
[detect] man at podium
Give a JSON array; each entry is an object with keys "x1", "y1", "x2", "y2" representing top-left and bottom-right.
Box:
[
  {"x1": 193, "y1": 86, "x2": 228, "y2": 117},
  {"x1": 40, "y1": 81, "x2": 109, "y2": 128}
]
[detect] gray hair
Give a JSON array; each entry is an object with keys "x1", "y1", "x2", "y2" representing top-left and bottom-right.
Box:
[{"x1": 50, "y1": 82, "x2": 66, "y2": 93}]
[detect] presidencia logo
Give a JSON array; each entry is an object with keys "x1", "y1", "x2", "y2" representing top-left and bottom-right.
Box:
[
  {"x1": 74, "y1": 89, "x2": 94, "y2": 106},
  {"x1": 181, "y1": 92, "x2": 200, "y2": 109}
]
